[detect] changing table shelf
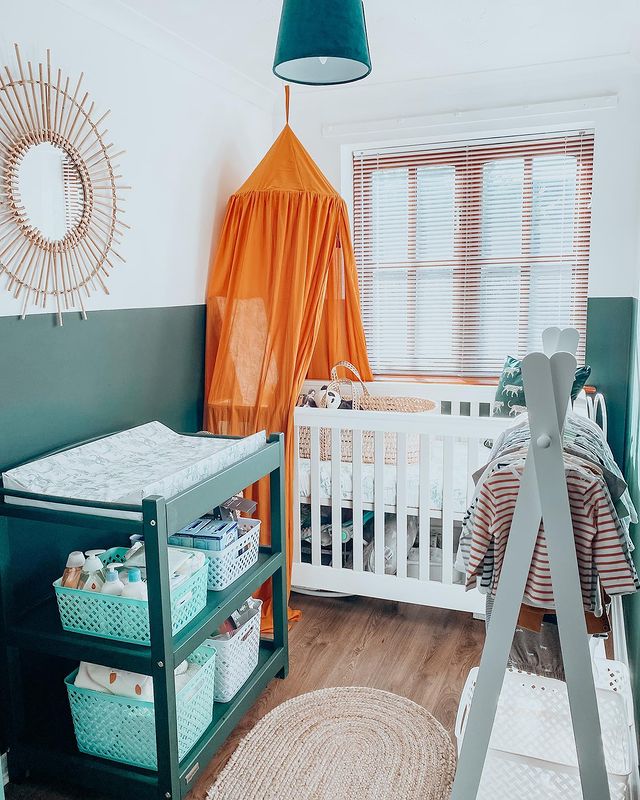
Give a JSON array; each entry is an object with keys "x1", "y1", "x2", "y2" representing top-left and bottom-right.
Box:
[
  {"x1": 173, "y1": 548, "x2": 283, "y2": 664},
  {"x1": 7, "y1": 548, "x2": 283, "y2": 673},
  {"x1": 178, "y1": 641, "x2": 286, "y2": 796},
  {"x1": 0, "y1": 431, "x2": 289, "y2": 800},
  {"x1": 9, "y1": 643, "x2": 287, "y2": 800},
  {"x1": 7, "y1": 595, "x2": 155, "y2": 673}
]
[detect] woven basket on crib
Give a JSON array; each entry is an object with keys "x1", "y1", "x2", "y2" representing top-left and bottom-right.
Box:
[{"x1": 298, "y1": 361, "x2": 436, "y2": 464}]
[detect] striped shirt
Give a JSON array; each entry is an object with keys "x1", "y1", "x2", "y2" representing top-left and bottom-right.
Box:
[{"x1": 464, "y1": 462, "x2": 640, "y2": 611}]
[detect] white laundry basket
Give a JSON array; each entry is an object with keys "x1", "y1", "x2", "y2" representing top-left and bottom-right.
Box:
[
  {"x1": 206, "y1": 598, "x2": 262, "y2": 703},
  {"x1": 592, "y1": 657, "x2": 634, "y2": 726},
  {"x1": 455, "y1": 666, "x2": 632, "y2": 800},
  {"x1": 478, "y1": 748, "x2": 629, "y2": 800}
]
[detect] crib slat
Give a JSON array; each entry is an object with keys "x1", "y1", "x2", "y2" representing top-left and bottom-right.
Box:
[
  {"x1": 310, "y1": 426, "x2": 321, "y2": 567},
  {"x1": 451, "y1": 400, "x2": 461, "y2": 417},
  {"x1": 331, "y1": 426, "x2": 342, "y2": 569},
  {"x1": 396, "y1": 433, "x2": 408, "y2": 579},
  {"x1": 419, "y1": 434, "x2": 431, "y2": 582},
  {"x1": 293, "y1": 424, "x2": 301, "y2": 564},
  {"x1": 374, "y1": 430, "x2": 385, "y2": 575},
  {"x1": 352, "y1": 430, "x2": 364, "y2": 573},
  {"x1": 442, "y1": 436, "x2": 454, "y2": 583},
  {"x1": 470, "y1": 401, "x2": 480, "y2": 419},
  {"x1": 467, "y1": 437, "x2": 480, "y2": 505}
]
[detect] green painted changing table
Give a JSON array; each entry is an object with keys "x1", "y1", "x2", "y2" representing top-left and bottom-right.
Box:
[{"x1": 0, "y1": 431, "x2": 289, "y2": 800}]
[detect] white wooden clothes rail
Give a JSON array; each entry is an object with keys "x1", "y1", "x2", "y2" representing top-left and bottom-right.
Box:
[{"x1": 451, "y1": 328, "x2": 611, "y2": 800}]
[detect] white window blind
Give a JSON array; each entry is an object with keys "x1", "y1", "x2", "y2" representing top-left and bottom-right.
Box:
[{"x1": 353, "y1": 131, "x2": 594, "y2": 377}]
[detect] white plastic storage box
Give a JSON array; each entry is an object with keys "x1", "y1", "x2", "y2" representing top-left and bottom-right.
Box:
[
  {"x1": 206, "y1": 598, "x2": 262, "y2": 702},
  {"x1": 479, "y1": 748, "x2": 629, "y2": 800},
  {"x1": 195, "y1": 518, "x2": 261, "y2": 591},
  {"x1": 65, "y1": 644, "x2": 216, "y2": 770},
  {"x1": 592, "y1": 657, "x2": 634, "y2": 726},
  {"x1": 53, "y1": 547, "x2": 208, "y2": 645},
  {"x1": 455, "y1": 666, "x2": 632, "y2": 799}
]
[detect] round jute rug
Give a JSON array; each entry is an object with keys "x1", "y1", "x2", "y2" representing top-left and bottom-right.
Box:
[{"x1": 207, "y1": 686, "x2": 456, "y2": 800}]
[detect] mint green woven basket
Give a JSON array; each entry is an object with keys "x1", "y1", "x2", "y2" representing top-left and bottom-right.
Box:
[
  {"x1": 53, "y1": 547, "x2": 208, "y2": 645},
  {"x1": 65, "y1": 645, "x2": 216, "y2": 770}
]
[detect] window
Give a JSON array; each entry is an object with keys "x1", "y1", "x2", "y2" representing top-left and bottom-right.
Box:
[{"x1": 352, "y1": 131, "x2": 594, "y2": 377}]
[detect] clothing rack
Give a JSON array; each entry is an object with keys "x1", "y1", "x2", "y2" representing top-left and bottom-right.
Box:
[{"x1": 451, "y1": 327, "x2": 611, "y2": 800}]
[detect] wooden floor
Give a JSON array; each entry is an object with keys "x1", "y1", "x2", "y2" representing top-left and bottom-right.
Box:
[{"x1": 6, "y1": 593, "x2": 485, "y2": 800}]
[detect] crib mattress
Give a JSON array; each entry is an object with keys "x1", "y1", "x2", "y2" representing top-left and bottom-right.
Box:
[
  {"x1": 297, "y1": 437, "x2": 469, "y2": 513},
  {"x1": 3, "y1": 422, "x2": 267, "y2": 520}
]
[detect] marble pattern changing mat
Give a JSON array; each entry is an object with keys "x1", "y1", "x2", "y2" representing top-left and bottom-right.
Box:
[{"x1": 2, "y1": 422, "x2": 267, "y2": 519}]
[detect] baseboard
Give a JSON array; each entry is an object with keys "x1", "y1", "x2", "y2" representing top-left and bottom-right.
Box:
[{"x1": 2, "y1": 751, "x2": 7, "y2": 787}]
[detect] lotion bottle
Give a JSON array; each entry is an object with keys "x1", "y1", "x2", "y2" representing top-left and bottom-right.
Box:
[
  {"x1": 100, "y1": 565, "x2": 125, "y2": 596},
  {"x1": 85, "y1": 549, "x2": 107, "y2": 580},
  {"x1": 61, "y1": 551, "x2": 85, "y2": 589},
  {"x1": 121, "y1": 567, "x2": 148, "y2": 600},
  {"x1": 79, "y1": 551, "x2": 106, "y2": 592}
]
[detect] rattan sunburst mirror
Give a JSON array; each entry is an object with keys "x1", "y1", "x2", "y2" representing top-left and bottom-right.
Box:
[{"x1": 0, "y1": 44, "x2": 129, "y2": 323}]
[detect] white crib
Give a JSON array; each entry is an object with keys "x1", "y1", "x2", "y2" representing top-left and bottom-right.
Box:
[{"x1": 292, "y1": 381, "x2": 605, "y2": 615}]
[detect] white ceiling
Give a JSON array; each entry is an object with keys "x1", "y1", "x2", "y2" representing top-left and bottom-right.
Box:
[{"x1": 119, "y1": 0, "x2": 640, "y2": 92}]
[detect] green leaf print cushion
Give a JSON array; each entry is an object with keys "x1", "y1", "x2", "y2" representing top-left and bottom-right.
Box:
[{"x1": 493, "y1": 355, "x2": 591, "y2": 418}]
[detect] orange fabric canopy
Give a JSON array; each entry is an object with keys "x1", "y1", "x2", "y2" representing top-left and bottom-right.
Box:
[{"x1": 204, "y1": 108, "x2": 372, "y2": 631}]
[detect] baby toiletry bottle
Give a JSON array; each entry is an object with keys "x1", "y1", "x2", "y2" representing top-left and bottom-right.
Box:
[
  {"x1": 79, "y1": 551, "x2": 106, "y2": 592},
  {"x1": 85, "y1": 549, "x2": 107, "y2": 580},
  {"x1": 61, "y1": 551, "x2": 85, "y2": 589},
  {"x1": 121, "y1": 567, "x2": 148, "y2": 600},
  {"x1": 100, "y1": 565, "x2": 125, "y2": 596}
]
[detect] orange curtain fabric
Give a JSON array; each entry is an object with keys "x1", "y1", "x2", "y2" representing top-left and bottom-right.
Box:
[
  {"x1": 204, "y1": 121, "x2": 371, "y2": 632},
  {"x1": 307, "y1": 214, "x2": 372, "y2": 381}
]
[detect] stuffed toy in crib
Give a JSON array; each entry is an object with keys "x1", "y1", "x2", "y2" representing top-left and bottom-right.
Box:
[{"x1": 296, "y1": 386, "x2": 353, "y2": 410}]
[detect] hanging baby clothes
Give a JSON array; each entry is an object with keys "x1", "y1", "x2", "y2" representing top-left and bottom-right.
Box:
[
  {"x1": 457, "y1": 410, "x2": 639, "y2": 679},
  {"x1": 464, "y1": 459, "x2": 639, "y2": 611},
  {"x1": 490, "y1": 412, "x2": 637, "y2": 531}
]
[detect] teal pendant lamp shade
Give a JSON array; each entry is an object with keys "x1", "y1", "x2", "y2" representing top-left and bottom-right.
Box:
[{"x1": 273, "y1": 0, "x2": 372, "y2": 85}]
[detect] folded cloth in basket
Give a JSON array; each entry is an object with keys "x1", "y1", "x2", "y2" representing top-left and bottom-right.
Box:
[{"x1": 75, "y1": 660, "x2": 195, "y2": 701}]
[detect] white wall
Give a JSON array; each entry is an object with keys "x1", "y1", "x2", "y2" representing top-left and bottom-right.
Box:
[
  {"x1": 4, "y1": 7, "x2": 639, "y2": 311},
  {"x1": 289, "y1": 55, "x2": 640, "y2": 299},
  {"x1": 0, "y1": 0, "x2": 275, "y2": 318}
]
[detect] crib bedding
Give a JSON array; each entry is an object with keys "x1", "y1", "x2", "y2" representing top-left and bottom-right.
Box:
[
  {"x1": 297, "y1": 437, "x2": 470, "y2": 514},
  {"x1": 2, "y1": 422, "x2": 267, "y2": 520}
]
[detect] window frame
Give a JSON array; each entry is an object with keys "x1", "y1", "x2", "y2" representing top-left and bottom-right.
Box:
[{"x1": 342, "y1": 126, "x2": 595, "y2": 381}]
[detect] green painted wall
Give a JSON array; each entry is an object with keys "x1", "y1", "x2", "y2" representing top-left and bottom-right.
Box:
[
  {"x1": 623, "y1": 299, "x2": 640, "y2": 725},
  {"x1": 585, "y1": 297, "x2": 635, "y2": 466},
  {"x1": 585, "y1": 298, "x2": 640, "y2": 724},
  {"x1": 0, "y1": 304, "x2": 206, "y2": 753},
  {"x1": 0, "y1": 305, "x2": 206, "y2": 472}
]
